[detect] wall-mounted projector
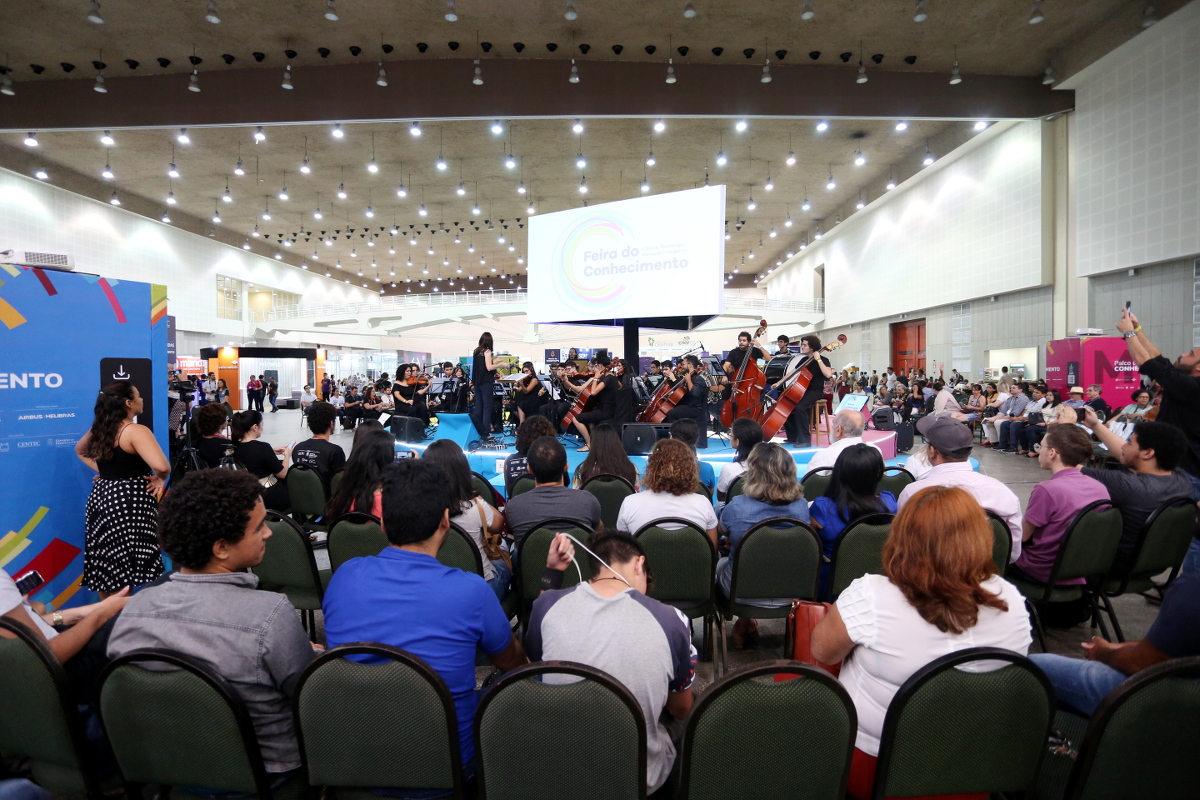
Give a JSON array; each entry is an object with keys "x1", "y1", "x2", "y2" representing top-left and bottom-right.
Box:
[{"x1": 0, "y1": 249, "x2": 76, "y2": 271}]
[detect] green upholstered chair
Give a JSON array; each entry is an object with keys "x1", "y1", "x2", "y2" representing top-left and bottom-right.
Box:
[
  {"x1": 286, "y1": 465, "x2": 328, "y2": 531},
  {"x1": 580, "y1": 473, "x2": 636, "y2": 532},
  {"x1": 326, "y1": 512, "x2": 386, "y2": 575},
  {"x1": 870, "y1": 648, "x2": 1053, "y2": 800},
  {"x1": 826, "y1": 513, "x2": 895, "y2": 602},
  {"x1": 513, "y1": 520, "x2": 595, "y2": 630},
  {"x1": 471, "y1": 471, "x2": 505, "y2": 506},
  {"x1": 876, "y1": 466, "x2": 915, "y2": 498},
  {"x1": 255, "y1": 511, "x2": 325, "y2": 639},
  {"x1": 725, "y1": 474, "x2": 747, "y2": 501},
  {"x1": 634, "y1": 517, "x2": 719, "y2": 661},
  {"x1": 437, "y1": 522, "x2": 485, "y2": 576},
  {"x1": 294, "y1": 644, "x2": 465, "y2": 799},
  {"x1": 986, "y1": 510, "x2": 1014, "y2": 573},
  {"x1": 800, "y1": 467, "x2": 834, "y2": 500},
  {"x1": 509, "y1": 473, "x2": 537, "y2": 498},
  {"x1": 474, "y1": 661, "x2": 647, "y2": 800}
]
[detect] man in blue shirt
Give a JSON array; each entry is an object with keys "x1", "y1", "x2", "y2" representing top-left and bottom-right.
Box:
[{"x1": 322, "y1": 459, "x2": 528, "y2": 775}]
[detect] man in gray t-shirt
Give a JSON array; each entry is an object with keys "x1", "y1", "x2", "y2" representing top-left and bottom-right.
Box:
[
  {"x1": 502, "y1": 436, "x2": 601, "y2": 545},
  {"x1": 1079, "y1": 411, "x2": 1194, "y2": 564},
  {"x1": 526, "y1": 532, "x2": 696, "y2": 794}
]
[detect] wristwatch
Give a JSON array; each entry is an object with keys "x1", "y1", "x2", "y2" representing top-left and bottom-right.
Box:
[{"x1": 1123, "y1": 330, "x2": 1137, "y2": 339}]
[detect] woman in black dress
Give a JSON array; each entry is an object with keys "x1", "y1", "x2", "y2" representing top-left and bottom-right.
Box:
[
  {"x1": 392, "y1": 364, "x2": 431, "y2": 425},
  {"x1": 230, "y1": 410, "x2": 292, "y2": 511},
  {"x1": 74, "y1": 382, "x2": 171, "y2": 597},
  {"x1": 471, "y1": 332, "x2": 500, "y2": 439},
  {"x1": 513, "y1": 361, "x2": 547, "y2": 424},
  {"x1": 193, "y1": 403, "x2": 234, "y2": 467},
  {"x1": 570, "y1": 355, "x2": 618, "y2": 452},
  {"x1": 360, "y1": 386, "x2": 384, "y2": 421}
]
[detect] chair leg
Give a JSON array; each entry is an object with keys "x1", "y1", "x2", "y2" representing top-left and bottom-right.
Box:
[
  {"x1": 1026, "y1": 599, "x2": 1047, "y2": 653},
  {"x1": 1098, "y1": 593, "x2": 1125, "y2": 643},
  {"x1": 715, "y1": 615, "x2": 728, "y2": 679},
  {"x1": 1086, "y1": 592, "x2": 1110, "y2": 642}
]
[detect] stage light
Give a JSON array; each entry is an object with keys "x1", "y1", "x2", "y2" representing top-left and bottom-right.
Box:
[
  {"x1": 654, "y1": 119, "x2": 666, "y2": 132},
  {"x1": 24, "y1": 132, "x2": 38, "y2": 147},
  {"x1": 410, "y1": 121, "x2": 421, "y2": 136},
  {"x1": 572, "y1": 119, "x2": 584, "y2": 134}
]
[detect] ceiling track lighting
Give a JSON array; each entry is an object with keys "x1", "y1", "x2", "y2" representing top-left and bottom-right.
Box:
[
  {"x1": 324, "y1": 0, "x2": 338, "y2": 21},
  {"x1": 913, "y1": 0, "x2": 927, "y2": 22},
  {"x1": 205, "y1": 0, "x2": 220, "y2": 24},
  {"x1": 473, "y1": 59, "x2": 483, "y2": 85},
  {"x1": 1028, "y1": 1, "x2": 1044, "y2": 24}
]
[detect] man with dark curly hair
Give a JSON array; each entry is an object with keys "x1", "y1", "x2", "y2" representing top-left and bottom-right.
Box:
[
  {"x1": 107, "y1": 470, "x2": 316, "y2": 777},
  {"x1": 292, "y1": 401, "x2": 346, "y2": 491}
]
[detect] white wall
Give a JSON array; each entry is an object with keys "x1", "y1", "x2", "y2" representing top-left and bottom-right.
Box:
[
  {"x1": 765, "y1": 121, "x2": 1047, "y2": 329},
  {"x1": 1067, "y1": 1, "x2": 1200, "y2": 277},
  {"x1": 0, "y1": 166, "x2": 379, "y2": 340}
]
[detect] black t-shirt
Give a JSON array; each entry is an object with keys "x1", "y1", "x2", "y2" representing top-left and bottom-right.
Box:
[
  {"x1": 613, "y1": 373, "x2": 636, "y2": 425},
  {"x1": 504, "y1": 454, "x2": 529, "y2": 495},
  {"x1": 394, "y1": 384, "x2": 416, "y2": 405},
  {"x1": 292, "y1": 437, "x2": 347, "y2": 488},
  {"x1": 197, "y1": 436, "x2": 234, "y2": 468},
  {"x1": 234, "y1": 440, "x2": 282, "y2": 479},
  {"x1": 726, "y1": 345, "x2": 765, "y2": 372},
  {"x1": 683, "y1": 374, "x2": 709, "y2": 411},
  {"x1": 1141, "y1": 355, "x2": 1200, "y2": 477},
  {"x1": 803, "y1": 356, "x2": 831, "y2": 398},
  {"x1": 595, "y1": 374, "x2": 619, "y2": 413}
]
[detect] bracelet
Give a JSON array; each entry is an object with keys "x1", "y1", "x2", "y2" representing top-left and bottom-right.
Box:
[
  {"x1": 52, "y1": 610, "x2": 63, "y2": 625},
  {"x1": 540, "y1": 568, "x2": 566, "y2": 593},
  {"x1": 1134, "y1": 326, "x2": 1143, "y2": 333}
]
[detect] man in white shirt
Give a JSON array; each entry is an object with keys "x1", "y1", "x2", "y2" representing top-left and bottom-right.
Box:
[
  {"x1": 898, "y1": 416, "x2": 1024, "y2": 560},
  {"x1": 805, "y1": 410, "x2": 880, "y2": 471},
  {"x1": 203, "y1": 371, "x2": 219, "y2": 404}
]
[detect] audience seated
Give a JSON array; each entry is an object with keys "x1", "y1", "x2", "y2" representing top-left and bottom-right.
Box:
[
  {"x1": 571, "y1": 422, "x2": 638, "y2": 487},
  {"x1": 107, "y1": 470, "x2": 316, "y2": 776},
  {"x1": 899, "y1": 417, "x2": 1024, "y2": 560},
  {"x1": 321, "y1": 459, "x2": 528, "y2": 776},
  {"x1": 505, "y1": 415, "x2": 557, "y2": 495},
  {"x1": 1078, "y1": 411, "x2": 1195, "y2": 569},
  {"x1": 193, "y1": 403, "x2": 233, "y2": 467},
  {"x1": 812, "y1": 486, "x2": 1031, "y2": 800},
  {"x1": 981, "y1": 383, "x2": 1029, "y2": 448},
  {"x1": 325, "y1": 429, "x2": 395, "y2": 518},
  {"x1": 291, "y1": 402, "x2": 346, "y2": 492},
  {"x1": 527, "y1": 531, "x2": 696, "y2": 795},
  {"x1": 616, "y1": 438, "x2": 718, "y2": 545},
  {"x1": 230, "y1": 410, "x2": 292, "y2": 511},
  {"x1": 809, "y1": 443, "x2": 898, "y2": 598},
  {"x1": 716, "y1": 417, "x2": 763, "y2": 502},
  {"x1": 805, "y1": 409, "x2": 880, "y2": 471},
  {"x1": 1007, "y1": 425, "x2": 1110, "y2": 586},
  {"x1": 999, "y1": 384, "x2": 1047, "y2": 455},
  {"x1": 716, "y1": 443, "x2": 811, "y2": 647},
  {"x1": 423, "y1": 439, "x2": 511, "y2": 599},
  {"x1": 669, "y1": 417, "x2": 715, "y2": 490},
  {"x1": 1031, "y1": 562, "x2": 1200, "y2": 716},
  {"x1": 1084, "y1": 383, "x2": 1111, "y2": 418},
  {"x1": 503, "y1": 436, "x2": 602, "y2": 546}
]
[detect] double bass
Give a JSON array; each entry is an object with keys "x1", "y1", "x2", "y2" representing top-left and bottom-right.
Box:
[
  {"x1": 757, "y1": 334, "x2": 848, "y2": 441},
  {"x1": 720, "y1": 319, "x2": 769, "y2": 429}
]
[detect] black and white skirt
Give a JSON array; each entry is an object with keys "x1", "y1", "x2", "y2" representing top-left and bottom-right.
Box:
[{"x1": 83, "y1": 477, "x2": 163, "y2": 593}]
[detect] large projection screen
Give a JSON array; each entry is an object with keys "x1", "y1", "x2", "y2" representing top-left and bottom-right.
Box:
[{"x1": 527, "y1": 185, "x2": 726, "y2": 324}]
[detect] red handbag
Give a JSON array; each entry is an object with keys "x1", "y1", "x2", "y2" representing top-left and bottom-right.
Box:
[{"x1": 782, "y1": 599, "x2": 842, "y2": 678}]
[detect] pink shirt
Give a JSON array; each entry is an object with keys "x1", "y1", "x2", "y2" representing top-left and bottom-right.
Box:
[
  {"x1": 897, "y1": 461, "x2": 1024, "y2": 560},
  {"x1": 1015, "y1": 468, "x2": 1110, "y2": 584}
]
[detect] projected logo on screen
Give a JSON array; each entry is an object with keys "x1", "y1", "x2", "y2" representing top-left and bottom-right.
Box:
[{"x1": 552, "y1": 209, "x2": 688, "y2": 315}]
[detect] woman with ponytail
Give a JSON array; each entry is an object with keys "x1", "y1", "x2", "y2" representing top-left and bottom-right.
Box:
[
  {"x1": 74, "y1": 381, "x2": 171, "y2": 597},
  {"x1": 231, "y1": 410, "x2": 292, "y2": 511}
]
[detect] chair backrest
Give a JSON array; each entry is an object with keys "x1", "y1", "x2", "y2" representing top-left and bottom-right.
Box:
[
  {"x1": 580, "y1": 473, "x2": 637, "y2": 532},
  {"x1": 675, "y1": 662, "x2": 856, "y2": 800},
  {"x1": 255, "y1": 511, "x2": 324, "y2": 610},
  {"x1": 634, "y1": 518, "x2": 716, "y2": 607},
  {"x1": 515, "y1": 520, "x2": 595, "y2": 624},
  {"x1": 726, "y1": 474, "x2": 747, "y2": 501},
  {"x1": 1122, "y1": 497, "x2": 1197, "y2": 582},
  {"x1": 438, "y1": 523, "x2": 485, "y2": 576},
  {"x1": 828, "y1": 513, "x2": 895, "y2": 601},
  {"x1": 475, "y1": 661, "x2": 647, "y2": 800},
  {"x1": 0, "y1": 618, "x2": 102, "y2": 797},
  {"x1": 287, "y1": 465, "x2": 328, "y2": 518},
  {"x1": 1045, "y1": 501, "x2": 1123, "y2": 590},
  {"x1": 509, "y1": 473, "x2": 537, "y2": 498},
  {"x1": 801, "y1": 467, "x2": 834, "y2": 500},
  {"x1": 872, "y1": 648, "x2": 1053, "y2": 800},
  {"x1": 98, "y1": 649, "x2": 275, "y2": 798},
  {"x1": 877, "y1": 466, "x2": 915, "y2": 498},
  {"x1": 471, "y1": 471, "x2": 504, "y2": 506},
  {"x1": 694, "y1": 480, "x2": 713, "y2": 500},
  {"x1": 295, "y1": 644, "x2": 464, "y2": 796},
  {"x1": 985, "y1": 511, "x2": 1012, "y2": 573},
  {"x1": 1064, "y1": 656, "x2": 1200, "y2": 800},
  {"x1": 728, "y1": 517, "x2": 822, "y2": 603},
  {"x1": 327, "y1": 512, "x2": 387, "y2": 574},
  {"x1": 330, "y1": 470, "x2": 344, "y2": 497}
]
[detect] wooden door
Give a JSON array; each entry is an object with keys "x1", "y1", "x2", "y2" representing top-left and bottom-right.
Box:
[{"x1": 890, "y1": 319, "x2": 926, "y2": 376}]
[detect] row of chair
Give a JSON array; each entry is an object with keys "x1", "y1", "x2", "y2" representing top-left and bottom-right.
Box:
[{"x1": 4, "y1": 614, "x2": 1197, "y2": 800}]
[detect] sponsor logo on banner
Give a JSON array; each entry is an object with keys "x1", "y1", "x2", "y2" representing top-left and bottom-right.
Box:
[{"x1": 0, "y1": 373, "x2": 64, "y2": 388}]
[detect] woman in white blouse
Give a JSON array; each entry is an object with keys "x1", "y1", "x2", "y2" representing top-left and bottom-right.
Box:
[{"x1": 811, "y1": 485, "x2": 1031, "y2": 800}]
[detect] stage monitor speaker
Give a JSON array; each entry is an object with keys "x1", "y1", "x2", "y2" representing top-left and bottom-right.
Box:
[
  {"x1": 872, "y1": 406, "x2": 895, "y2": 431},
  {"x1": 389, "y1": 415, "x2": 426, "y2": 443},
  {"x1": 622, "y1": 423, "x2": 707, "y2": 455}
]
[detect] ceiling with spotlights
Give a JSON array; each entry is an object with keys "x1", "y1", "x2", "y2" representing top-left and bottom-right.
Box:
[
  {"x1": 0, "y1": 116, "x2": 984, "y2": 293},
  {"x1": 0, "y1": 0, "x2": 1184, "y2": 85}
]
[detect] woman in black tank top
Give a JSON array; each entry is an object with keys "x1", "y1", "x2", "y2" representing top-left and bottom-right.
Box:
[{"x1": 471, "y1": 332, "x2": 499, "y2": 439}]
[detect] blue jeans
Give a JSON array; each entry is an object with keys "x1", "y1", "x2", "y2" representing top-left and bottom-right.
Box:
[
  {"x1": 0, "y1": 781, "x2": 50, "y2": 800},
  {"x1": 1182, "y1": 474, "x2": 1200, "y2": 580},
  {"x1": 1000, "y1": 420, "x2": 1028, "y2": 449},
  {"x1": 1029, "y1": 654, "x2": 1126, "y2": 716},
  {"x1": 488, "y1": 557, "x2": 512, "y2": 600}
]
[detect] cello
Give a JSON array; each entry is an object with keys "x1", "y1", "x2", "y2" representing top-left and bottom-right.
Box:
[
  {"x1": 637, "y1": 368, "x2": 688, "y2": 423},
  {"x1": 720, "y1": 319, "x2": 769, "y2": 429},
  {"x1": 560, "y1": 363, "x2": 603, "y2": 432},
  {"x1": 757, "y1": 334, "x2": 848, "y2": 441}
]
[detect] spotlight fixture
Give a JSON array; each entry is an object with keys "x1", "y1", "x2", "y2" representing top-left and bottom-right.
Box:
[
  {"x1": 886, "y1": 170, "x2": 896, "y2": 190},
  {"x1": 278, "y1": 186, "x2": 288, "y2": 201},
  {"x1": 331, "y1": 123, "x2": 344, "y2": 138},
  {"x1": 396, "y1": 180, "x2": 407, "y2": 197},
  {"x1": 253, "y1": 225, "x2": 260, "y2": 237},
  {"x1": 365, "y1": 205, "x2": 374, "y2": 218},
  {"x1": 645, "y1": 151, "x2": 656, "y2": 167},
  {"x1": 654, "y1": 119, "x2": 666, "y2": 133},
  {"x1": 747, "y1": 196, "x2": 756, "y2": 211},
  {"x1": 445, "y1": 0, "x2": 458, "y2": 21},
  {"x1": 22, "y1": 131, "x2": 37, "y2": 147},
  {"x1": 109, "y1": 190, "x2": 120, "y2": 206},
  {"x1": 786, "y1": 150, "x2": 796, "y2": 166},
  {"x1": 242, "y1": 240, "x2": 251, "y2": 250},
  {"x1": 418, "y1": 204, "x2": 428, "y2": 216},
  {"x1": 222, "y1": 185, "x2": 232, "y2": 203},
  {"x1": 491, "y1": 120, "x2": 504, "y2": 135},
  {"x1": 376, "y1": 63, "x2": 388, "y2": 86},
  {"x1": 1028, "y1": 1, "x2": 1044, "y2": 24},
  {"x1": 974, "y1": 120, "x2": 988, "y2": 131},
  {"x1": 102, "y1": 156, "x2": 114, "y2": 180},
  {"x1": 87, "y1": 0, "x2": 104, "y2": 23},
  {"x1": 472, "y1": 204, "x2": 482, "y2": 216},
  {"x1": 337, "y1": 183, "x2": 348, "y2": 199},
  {"x1": 576, "y1": 152, "x2": 587, "y2": 169},
  {"x1": 188, "y1": 70, "x2": 201, "y2": 91},
  {"x1": 212, "y1": 205, "x2": 221, "y2": 223},
  {"x1": 35, "y1": 166, "x2": 48, "y2": 180},
  {"x1": 254, "y1": 126, "x2": 266, "y2": 143},
  {"x1": 161, "y1": 210, "x2": 171, "y2": 223},
  {"x1": 435, "y1": 155, "x2": 447, "y2": 171},
  {"x1": 579, "y1": 175, "x2": 588, "y2": 194},
  {"x1": 527, "y1": 202, "x2": 536, "y2": 214},
  {"x1": 505, "y1": 152, "x2": 517, "y2": 169},
  {"x1": 854, "y1": 149, "x2": 866, "y2": 166},
  {"x1": 923, "y1": 145, "x2": 935, "y2": 166},
  {"x1": 801, "y1": 194, "x2": 811, "y2": 211},
  {"x1": 895, "y1": 121, "x2": 909, "y2": 132},
  {"x1": 769, "y1": 227, "x2": 777, "y2": 238},
  {"x1": 735, "y1": 119, "x2": 748, "y2": 132},
  {"x1": 233, "y1": 156, "x2": 244, "y2": 175},
  {"x1": 564, "y1": 0, "x2": 577, "y2": 20},
  {"x1": 568, "y1": 59, "x2": 580, "y2": 83},
  {"x1": 857, "y1": 60, "x2": 868, "y2": 84},
  {"x1": 1142, "y1": 4, "x2": 1158, "y2": 28},
  {"x1": 410, "y1": 121, "x2": 422, "y2": 136},
  {"x1": 281, "y1": 65, "x2": 293, "y2": 89},
  {"x1": 949, "y1": 59, "x2": 962, "y2": 84},
  {"x1": 93, "y1": 70, "x2": 106, "y2": 93},
  {"x1": 261, "y1": 201, "x2": 271, "y2": 220},
  {"x1": 683, "y1": 0, "x2": 696, "y2": 17},
  {"x1": 0, "y1": 74, "x2": 14, "y2": 96},
  {"x1": 913, "y1": 0, "x2": 927, "y2": 22},
  {"x1": 856, "y1": 194, "x2": 865, "y2": 210},
  {"x1": 324, "y1": 0, "x2": 339, "y2": 20},
  {"x1": 665, "y1": 58, "x2": 676, "y2": 84},
  {"x1": 641, "y1": 177, "x2": 650, "y2": 193},
  {"x1": 369, "y1": 158, "x2": 379, "y2": 173},
  {"x1": 784, "y1": 214, "x2": 793, "y2": 227},
  {"x1": 800, "y1": 0, "x2": 815, "y2": 20},
  {"x1": 825, "y1": 167, "x2": 836, "y2": 190},
  {"x1": 764, "y1": 171, "x2": 774, "y2": 191},
  {"x1": 274, "y1": 252, "x2": 282, "y2": 260},
  {"x1": 517, "y1": 180, "x2": 526, "y2": 195},
  {"x1": 1042, "y1": 66, "x2": 1055, "y2": 85},
  {"x1": 206, "y1": 2, "x2": 223, "y2": 25},
  {"x1": 473, "y1": 59, "x2": 483, "y2": 85},
  {"x1": 167, "y1": 161, "x2": 179, "y2": 179},
  {"x1": 572, "y1": 119, "x2": 585, "y2": 134},
  {"x1": 814, "y1": 225, "x2": 822, "y2": 240},
  {"x1": 457, "y1": 181, "x2": 466, "y2": 196},
  {"x1": 716, "y1": 149, "x2": 727, "y2": 166},
  {"x1": 300, "y1": 157, "x2": 310, "y2": 174},
  {"x1": 815, "y1": 119, "x2": 828, "y2": 132}
]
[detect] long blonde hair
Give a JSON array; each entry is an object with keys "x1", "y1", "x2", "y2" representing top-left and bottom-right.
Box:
[{"x1": 743, "y1": 442, "x2": 804, "y2": 505}]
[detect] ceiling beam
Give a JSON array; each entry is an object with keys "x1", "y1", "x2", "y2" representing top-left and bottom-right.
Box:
[{"x1": 0, "y1": 58, "x2": 1072, "y2": 132}]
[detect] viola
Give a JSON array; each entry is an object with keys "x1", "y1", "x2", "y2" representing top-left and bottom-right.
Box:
[
  {"x1": 560, "y1": 371, "x2": 603, "y2": 431},
  {"x1": 757, "y1": 334, "x2": 848, "y2": 441},
  {"x1": 720, "y1": 319, "x2": 769, "y2": 429}
]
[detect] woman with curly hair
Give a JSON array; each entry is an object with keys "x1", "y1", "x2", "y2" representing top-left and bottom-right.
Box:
[
  {"x1": 615, "y1": 437, "x2": 717, "y2": 545},
  {"x1": 74, "y1": 381, "x2": 171, "y2": 596},
  {"x1": 811, "y1": 485, "x2": 1031, "y2": 800},
  {"x1": 193, "y1": 402, "x2": 233, "y2": 467}
]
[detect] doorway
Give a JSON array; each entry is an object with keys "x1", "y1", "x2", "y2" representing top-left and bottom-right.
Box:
[{"x1": 890, "y1": 319, "x2": 927, "y2": 375}]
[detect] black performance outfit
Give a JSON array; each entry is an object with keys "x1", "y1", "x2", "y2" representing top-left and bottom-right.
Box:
[
  {"x1": 196, "y1": 436, "x2": 235, "y2": 468},
  {"x1": 393, "y1": 383, "x2": 431, "y2": 425},
  {"x1": 666, "y1": 372, "x2": 709, "y2": 434},
  {"x1": 342, "y1": 391, "x2": 362, "y2": 430},
  {"x1": 726, "y1": 345, "x2": 766, "y2": 373},
  {"x1": 83, "y1": 430, "x2": 164, "y2": 593},
  {"x1": 785, "y1": 356, "x2": 831, "y2": 446},
  {"x1": 234, "y1": 439, "x2": 290, "y2": 511},
  {"x1": 514, "y1": 376, "x2": 546, "y2": 418},
  {"x1": 612, "y1": 371, "x2": 637, "y2": 428},
  {"x1": 539, "y1": 378, "x2": 576, "y2": 427},
  {"x1": 471, "y1": 352, "x2": 496, "y2": 437},
  {"x1": 574, "y1": 374, "x2": 618, "y2": 427}
]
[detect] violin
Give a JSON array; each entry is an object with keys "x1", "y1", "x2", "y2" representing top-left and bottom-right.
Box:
[
  {"x1": 720, "y1": 319, "x2": 769, "y2": 429},
  {"x1": 757, "y1": 334, "x2": 848, "y2": 441}
]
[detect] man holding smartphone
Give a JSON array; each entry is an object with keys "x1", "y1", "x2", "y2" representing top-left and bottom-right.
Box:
[{"x1": 1, "y1": 568, "x2": 131, "y2": 666}]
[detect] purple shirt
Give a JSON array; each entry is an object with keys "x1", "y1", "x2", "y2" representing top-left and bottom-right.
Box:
[{"x1": 1016, "y1": 468, "x2": 1110, "y2": 584}]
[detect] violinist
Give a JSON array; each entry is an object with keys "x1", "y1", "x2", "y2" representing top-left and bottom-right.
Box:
[
  {"x1": 539, "y1": 363, "x2": 575, "y2": 426},
  {"x1": 393, "y1": 363, "x2": 431, "y2": 425},
  {"x1": 665, "y1": 355, "x2": 709, "y2": 429},
  {"x1": 774, "y1": 334, "x2": 833, "y2": 447},
  {"x1": 570, "y1": 355, "x2": 619, "y2": 452},
  {"x1": 513, "y1": 361, "x2": 548, "y2": 424}
]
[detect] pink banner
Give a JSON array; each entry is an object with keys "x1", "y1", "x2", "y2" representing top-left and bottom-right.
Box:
[{"x1": 1045, "y1": 337, "x2": 1140, "y2": 404}]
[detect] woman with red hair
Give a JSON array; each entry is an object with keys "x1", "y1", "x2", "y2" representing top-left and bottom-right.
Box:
[{"x1": 812, "y1": 485, "x2": 1032, "y2": 800}]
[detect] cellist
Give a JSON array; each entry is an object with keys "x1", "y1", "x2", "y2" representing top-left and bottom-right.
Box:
[
  {"x1": 722, "y1": 330, "x2": 767, "y2": 375},
  {"x1": 664, "y1": 355, "x2": 710, "y2": 428},
  {"x1": 568, "y1": 355, "x2": 619, "y2": 453},
  {"x1": 771, "y1": 334, "x2": 834, "y2": 446}
]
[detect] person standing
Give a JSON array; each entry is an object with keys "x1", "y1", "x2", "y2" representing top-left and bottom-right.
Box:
[
  {"x1": 74, "y1": 382, "x2": 170, "y2": 597},
  {"x1": 472, "y1": 332, "x2": 500, "y2": 440},
  {"x1": 202, "y1": 371, "x2": 219, "y2": 405},
  {"x1": 320, "y1": 374, "x2": 333, "y2": 402},
  {"x1": 267, "y1": 378, "x2": 279, "y2": 413}
]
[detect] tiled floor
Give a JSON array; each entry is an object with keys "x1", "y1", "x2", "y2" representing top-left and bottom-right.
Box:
[{"x1": 260, "y1": 408, "x2": 1165, "y2": 690}]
